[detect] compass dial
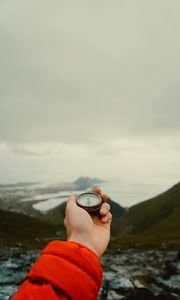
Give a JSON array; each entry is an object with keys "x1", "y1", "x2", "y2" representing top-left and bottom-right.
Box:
[{"x1": 76, "y1": 192, "x2": 102, "y2": 213}]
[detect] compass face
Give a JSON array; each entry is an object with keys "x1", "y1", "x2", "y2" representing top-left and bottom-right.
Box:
[{"x1": 76, "y1": 192, "x2": 102, "y2": 208}]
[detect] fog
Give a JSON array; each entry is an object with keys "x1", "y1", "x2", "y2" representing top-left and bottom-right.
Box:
[{"x1": 0, "y1": 0, "x2": 179, "y2": 185}]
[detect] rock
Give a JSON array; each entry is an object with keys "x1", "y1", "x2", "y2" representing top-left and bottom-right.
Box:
[
  {"x1": 128, "y1": 288, "x2": 155, "y2": 300},
  {"x1": 165, "y1": 262, "x2": 178, "y2": 276},
  {"x1": 107, "y1": 290, "x2": 125, "y2": 299},
  {"x1": 0, "y1": 247, "x2": 40, "y2": 299},
  {"x1": 148, "y1": 283, "x2": 164, "y2": 296},
  {"x1": 177, "y1": 251, "x2": 180, "y2": 260},
  {"x1": 155, "y1": 293, "x2": 179, "y2": 300},
  {"x1": 0, "y1": 284, "x2": 18, "y2": 300},
  {"x1": 104, "y1": 272, "x2": 133, "y2": 290},
  {"x1": 175, "y1": 262, "x2": 180, "y2": 274},
  {"x1": 3, "y1": 259, "x2": 19, "y2": 269},
  {"x1": 133, "y1": 279, "x2": 145, "y2": 288},
  {"x1": 167, "y1": 262, "x2": 180, "y2": 275},
  {"x1": 1, "y1": 247, "x2": 180, "y2": 300},
  {"x1": 157, "y1": 274, "x2": 180, "y2": 292}
]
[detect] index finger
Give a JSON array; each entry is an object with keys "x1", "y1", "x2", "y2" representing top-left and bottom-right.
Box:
[
  {"x1": 91, "y1": 187, "x2": 109, "y2": 202},
  {"x1": 91, "y1": 187, "x2": 101, "y2": 194},
  {"x1": 101, "y1": 194, "x2": 109, "y2": 202}
]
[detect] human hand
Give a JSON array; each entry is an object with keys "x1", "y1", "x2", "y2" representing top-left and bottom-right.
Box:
[{"x1": 64, "y1": 188, "x2": 112, "y2": 257}]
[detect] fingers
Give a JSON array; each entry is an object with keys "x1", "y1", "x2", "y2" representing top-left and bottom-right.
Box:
[
  {"x1": 101, "y1": 194, "x2": 109, "y2": 202},
  {"x1": 100, "y1": 202, "x2": 112, "y2": 224},
  {"x1": 91, "y1": 187, "x2": 109, "y2": 202},
  {"x1": 66, "y1": 195, "x2": 77, "y2": 214},
  {"x1": 100, "y1": 202, "x2": 110, "y2": 216},
  {"x1": 101, "y1": 212, "x2": 112, "y2": 223},
  {"x1": 91, "y1": 187, "x2": 101, "y2": 194},
  {"x1": 91, "y1": 187, "x2": 111, "y2": 223},
  {"x1": 66, "y1": 190, "x2": 111, "y2": 224}
]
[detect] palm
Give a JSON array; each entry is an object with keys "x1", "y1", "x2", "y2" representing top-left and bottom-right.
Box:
[
  {"x1": 91, "y1": 216, "x2": 110, "y2": 256},
  {"x1": 65, "y1": 192, "x2": 111, "y2": 257}
]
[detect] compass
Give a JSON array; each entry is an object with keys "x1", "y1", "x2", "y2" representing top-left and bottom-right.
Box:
[{"x1": 76, "y1": 192, "x2": 102, "y2": 214}]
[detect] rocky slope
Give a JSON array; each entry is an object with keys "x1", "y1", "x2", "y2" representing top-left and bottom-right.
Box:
[{"x1": 1, "y1": 247, "x2": 179, "y2": 300}]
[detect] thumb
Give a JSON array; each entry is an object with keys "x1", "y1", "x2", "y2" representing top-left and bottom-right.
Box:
[{"x1": 66, "y1": 195, "x2": 77, "y2": 211}]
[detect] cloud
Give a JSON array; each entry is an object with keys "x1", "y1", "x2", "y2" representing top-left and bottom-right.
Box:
[
  {"x1": 11, "y1": 144, "x2": 54, "y2": 156},
  {"x1": 1, "y1": 133, "x2": 180, "y2": 159},
  {"x1": 0, "y1": 0, "x2": 180, "y2": 145},
  {"x1": 0, "y1": 143, "x2": 54, "y2": 156},
  {"x1": 0, "y1": 1, "x2": 180, "y2": 183}
]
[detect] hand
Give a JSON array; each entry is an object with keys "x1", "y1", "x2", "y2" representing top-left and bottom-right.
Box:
[{"x1": 64, "y1": 188, "x2": 112, "y2": 257}]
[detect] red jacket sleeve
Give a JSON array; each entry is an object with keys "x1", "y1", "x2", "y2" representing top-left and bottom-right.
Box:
[{"x1": 11, "y1": 240, "x2": 103, "y2": 300}]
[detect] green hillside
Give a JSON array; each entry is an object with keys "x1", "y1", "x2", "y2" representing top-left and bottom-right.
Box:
[
  {"x1": 0, "y1": 198, "x2": 125, "y2": 249},
  {"x1": 111, "y1": 182, "x2": 180, "y2": 250},
  {"x1": 0, "y1": 209, "x2": 65, "y2": 249},
  {"x1": 40, "y1": 198, "x2": 126, "y2": 237},
  {"x1": 1, "y1": 182, "x2": 179, "y2": 250}
]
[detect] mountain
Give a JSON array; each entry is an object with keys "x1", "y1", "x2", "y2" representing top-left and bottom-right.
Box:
[
  {"x1": 0, "y1": 209, "x2": 64, "y2": 248},
  {"x1": 107, "y1": 198, "x2": 126, "y2": 236},
  {"x1": 1, "y1": 179, "x2": 180, "y2": 250},
  {"x1": 0, "y1": 198, "x2": 125, "y2": 248},
  {"x1": 74, "y1": 176, "x2": 104, "y2": 189},
  {"x1": 0, "y1": 182, "x2": 40, "y2": 188},
  {"x1": 40, "y1": 198, "x2": 126, "y2": 238},
  {"x1": 0, "y1": 177, "x2": 105, "y2": 218},
  {"x1": 40, "y1": 201, "x2": 66, "y2": 225},
  {"x1": 111, "y1": 182, "x2": 180, "y2": 249}
]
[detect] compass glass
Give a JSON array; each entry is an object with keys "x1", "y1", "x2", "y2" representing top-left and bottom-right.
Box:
[{"x1": 77, "y1": 192, "x2": 101, "y2": 207}]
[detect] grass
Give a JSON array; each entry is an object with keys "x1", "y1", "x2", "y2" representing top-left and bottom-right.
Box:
[
  {"x1": 109, "y1": 228, "x2": 180, "y2": 251},
  {"x1": 0, "y1": 209, "x2": 66, "y2": 249}
]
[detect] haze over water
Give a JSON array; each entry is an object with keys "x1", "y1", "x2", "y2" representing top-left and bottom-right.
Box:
[
  {"x1": 4, "y1": 174, "x2": 178, "y2": 209},
  {"x1": 100, "y1": 176, "x2": 178, "y2": 207}
]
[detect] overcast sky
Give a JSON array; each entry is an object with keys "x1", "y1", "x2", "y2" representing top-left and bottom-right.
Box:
[{"x1": 0, "y1": 0, "x2": 180, "y2": 186}]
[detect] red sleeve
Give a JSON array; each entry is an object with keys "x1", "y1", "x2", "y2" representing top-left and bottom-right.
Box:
[{"x1": 11, "y1": 240, "x2": 103, "y2": 300}]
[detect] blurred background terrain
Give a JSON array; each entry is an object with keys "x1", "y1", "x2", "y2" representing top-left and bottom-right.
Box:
[{"x1": 0, "y1": 177, "x2": 180, "y2": 299}]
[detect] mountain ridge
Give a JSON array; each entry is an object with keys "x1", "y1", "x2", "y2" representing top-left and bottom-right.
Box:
[
  {"x1": 0, "y1": 179, "x2": 180, "y2": 250},
  {"x1": 110, "y1": 181, "x2": 180, "y2": 250}
]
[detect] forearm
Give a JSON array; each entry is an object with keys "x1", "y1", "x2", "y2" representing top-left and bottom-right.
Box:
[{"x1": 11, "y1": 241, "x2": 103, "y2": 300}]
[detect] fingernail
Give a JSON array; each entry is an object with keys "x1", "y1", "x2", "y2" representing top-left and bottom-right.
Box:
[{"x1": 102, "y1": 216, "x2": 107, "y2": 222}]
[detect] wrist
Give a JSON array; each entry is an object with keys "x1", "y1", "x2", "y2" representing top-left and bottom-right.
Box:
[{"x1": 68, "y1": 236, "x2": 99, "y2": 257}]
